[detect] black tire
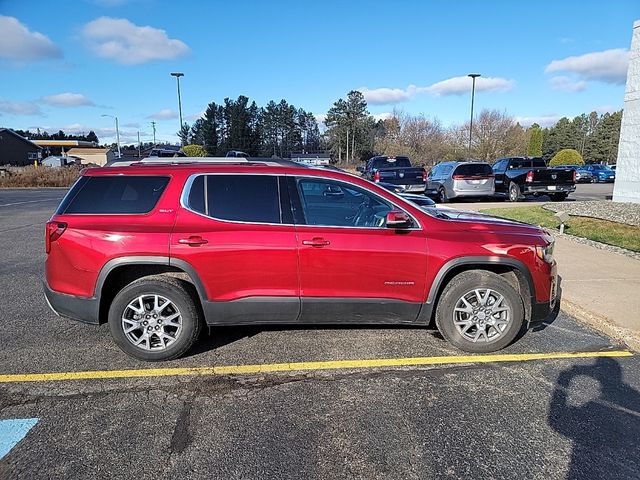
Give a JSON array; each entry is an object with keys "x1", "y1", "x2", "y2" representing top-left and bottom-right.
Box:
[
  {"x1": 108, "y1": 275, "x2": 203, "y2": 361},
  {"x1": 438, "y1": 187, "x2": 449, "y2": 203},
  {"x1": 435, "y1": 270, "x2": 525, "y2": 353},
  {"x1": 508, "y1": 182, "x2": 521, "y2": 202},
  {"x1": 550, "y1": 193, "x2": 568, "y2": 202}
]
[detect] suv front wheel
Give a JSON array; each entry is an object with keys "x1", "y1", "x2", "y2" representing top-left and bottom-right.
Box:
[
  {"x1": 108, "y1": 276, "x2": 203, "y2": 361},
  {"x1": 435, "y1": 270, "x2": 524, "y2": 353}
]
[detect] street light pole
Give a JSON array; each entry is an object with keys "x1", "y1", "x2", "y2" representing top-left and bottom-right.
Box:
[
  {"x1": 467, "y1": 73, "x2": 481, "y2": 157},
  {"x1": 101, "y1": 114, "x2": 121, "y2": 158},
  {"x1": 171, "y1": 72, "x2": 184, "y2": 144}
]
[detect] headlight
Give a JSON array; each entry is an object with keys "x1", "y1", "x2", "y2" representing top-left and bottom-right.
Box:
[{"x1": 536, "y1": 242, "x2": 554, "y2": 264}]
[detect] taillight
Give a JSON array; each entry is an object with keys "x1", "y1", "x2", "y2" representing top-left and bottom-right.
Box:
[
  {"x1": 373, "y1": 171, "x2": 381, "y2": 182},
  {"x1": 572, "y1": 170, "x2": 577, "y2": 183},
  {"x1": 45, "y1": 221, "x2": 67, "y2": 254},
  {"x1": 422, "y1": 169, "x2": 427, "y2": 182},
  {"x1": 525, "y1": 170, "x2": 534, "y2": 183}
]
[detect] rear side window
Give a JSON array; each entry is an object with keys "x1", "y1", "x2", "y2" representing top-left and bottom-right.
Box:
[
  {"x1": 58, "y1": 176, "x2": 169, "y2": 214},
  {"x1": 187, "y1": 174, "x2": 281, "y2": 224},
  {"x1": 454, "y1": 163, "x2": 493, "y2": 176},
  {"x1": 531, "y1": 158, "x2": 546, "y2": 168}
]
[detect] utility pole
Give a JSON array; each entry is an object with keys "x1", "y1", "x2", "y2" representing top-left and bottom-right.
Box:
[
  {"x1": 137, "y1": 131, "x2": 141, "y2": 158},
  {"x1": 346, "y1": 128, "x2": 350, "y2": 163},
  {"x1": 467, "y1": 73, "x2": 481, "y2": 157},
  {"x1": 101, "y1": 114, "x2": 121, "y2": 158},
  {"x1": 171, "y1": 72, "x2": 185, "y2": 144},
  {"x1": 150, "y1": 121, "x2": 156, "y2": 145}
]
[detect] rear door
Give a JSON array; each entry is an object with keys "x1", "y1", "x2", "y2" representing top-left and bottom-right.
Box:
[
  {"x1": 290, "y1": 176, "x2": 428, "y2": 323},
  {"x1": 170, "y1": 173, "x2": 300, "y2": 323}
]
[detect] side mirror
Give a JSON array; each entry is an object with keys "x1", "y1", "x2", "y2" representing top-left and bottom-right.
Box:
[
  {"x1": 322, "y1": 186, "x2": 344, "y2": 198},
  {"x1": 386, "y1": 210, "x2": 412, "y2": 229}
]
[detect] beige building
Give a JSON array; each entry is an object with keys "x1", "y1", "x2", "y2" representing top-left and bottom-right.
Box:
[{"x1": 66, "y1": 148, "x2": 116, "y2": 166}]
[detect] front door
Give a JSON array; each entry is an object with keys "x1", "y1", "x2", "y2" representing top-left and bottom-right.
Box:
[
  {"x1": 171, "y1": 173, "x2": 299, "y2": 324},
  {"x1": 290, "y1": 176, "x2": 428, "y2": 323}
]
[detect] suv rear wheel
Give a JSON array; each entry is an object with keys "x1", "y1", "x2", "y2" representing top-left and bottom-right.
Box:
[
  {"x1": 435, "y1": 270, "x2": 524, "y2": 353},
  {"x1": 108, "y1": 276, "x2": 203, "y2": 361},
  {"x1": 438, "y1": 187, "x2": 449, "y2": 203}
]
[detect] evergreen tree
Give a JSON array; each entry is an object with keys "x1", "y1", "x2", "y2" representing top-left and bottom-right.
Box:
[{"x1": 527, "y1": 124, "x2": 543, "y2": 156}]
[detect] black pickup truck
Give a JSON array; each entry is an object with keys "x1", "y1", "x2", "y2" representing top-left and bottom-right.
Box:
[
  {"x1": 492, "y1": 157, "x2": 576, "y2": 202},
  {"x1": 358, "y1": 156, "x2": 427, "y2": 193}
]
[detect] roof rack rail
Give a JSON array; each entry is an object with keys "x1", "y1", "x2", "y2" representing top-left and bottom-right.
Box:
[
  {"x1": 120, "y1": 157, "x2": 310, "y2": 168},
  {"x1": 136, "y1": 156, "x2": 250, "y2": 164}
]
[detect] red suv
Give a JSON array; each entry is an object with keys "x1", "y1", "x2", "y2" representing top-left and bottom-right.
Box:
[{"x1": 44, "y1": 161, "x2": 557, "y2": 361}]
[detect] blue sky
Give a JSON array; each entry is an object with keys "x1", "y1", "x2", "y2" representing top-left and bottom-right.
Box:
[{"x1": 1, "y1": 0, "x2": 638, "y2": 145}]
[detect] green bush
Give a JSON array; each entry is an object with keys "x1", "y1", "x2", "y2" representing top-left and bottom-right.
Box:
[
  {"x1": 549, "y1": 148, "x2": 584, "y2": 167},
  {"x1": 182, "y1": 144, "x2": 207, "y2": 157}
]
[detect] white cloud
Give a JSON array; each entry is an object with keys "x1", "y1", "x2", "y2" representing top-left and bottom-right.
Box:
[
  {"x1": 549, "y1": 76, "x2": 587, "y2": 93},
  {"x1": 147, "y1": 109, "x2": 179, "y2": 120},
  {"x1": 545, "y1": 48, "x2": 629, "y2": 85},
  {"x1": 0, "y1": 99, "x2": 42, "y2": 116},
  {"x1": 359, "y1": 87, "x2": 412, "y2": 105},
  {"x1": 360, "y1": 76, "x2": 514, "y2": 105},
  {"x1": 0, "y1": 16, "x2": 62, "y2": 61},
  {"x1": 42, "y1": 92, "x2": 95, "y2": 107},
  {"x1": 185, "y1": 110, "x2": 206, "y2": 122},
  {"x1": 515, "y1": 114, "x2": 562, "y2": 128},
  {"x1": 594, "y1": 105, "x2": 621, "y2": 115},
  {"x1": 425, "y1": 76, "x2": 514, "y2": 96},
  {"x1": 82, "y1": 17, "x2": 190, "y2": 65},
  {"x1": 314, "y1": 113, "x2": 327, "y2": 124},
  {"x1": 372, "y1": 112, "x2": 393, "y2": 121}
]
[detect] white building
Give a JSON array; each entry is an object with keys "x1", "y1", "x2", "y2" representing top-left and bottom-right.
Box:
[{"x1": 613, "y1": 20, "x2": 640, "y2": 203}]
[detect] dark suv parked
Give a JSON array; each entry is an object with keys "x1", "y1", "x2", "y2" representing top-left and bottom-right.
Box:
[{"x1": 45, "y1": 160, "x2": 557, "y2": 361}]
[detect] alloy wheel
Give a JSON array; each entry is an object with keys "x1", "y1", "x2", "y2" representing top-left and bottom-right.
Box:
[
  {"x1": 121, "y1": 294, "x2": 183, "y2": 350},
  {"x1": 452, "y1": 288, "x2": 511, "y2": 343}
]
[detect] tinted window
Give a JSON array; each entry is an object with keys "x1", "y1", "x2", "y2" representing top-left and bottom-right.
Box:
[
  {"x1": 454, "y1": 163, "x2": 493, "y2": 176},
  {"x1": 297, "y1": 178, "x2": 393, "y2": 228},
  {"x1": 531, "y1": 158, "x2": 546, "y2": 168},
  {"x1": 187, "y1": 174, "x2": 281, "y2": 224},
  {"x1": 509, "y1": 159, "x2": 530, "y2": 169},
  {"x1": 59, "y1": 176, "x2": 169, "y2": 214},
  {"x1": 372, "y1": 157, "x2": 411, "y2": 169}
]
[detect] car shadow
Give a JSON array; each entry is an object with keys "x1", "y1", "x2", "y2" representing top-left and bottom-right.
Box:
[{"x1": 547, "y1": 357, "x2": 640, "y2": 479}]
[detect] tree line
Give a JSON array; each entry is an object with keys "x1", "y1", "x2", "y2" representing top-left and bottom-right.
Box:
[
  {"x1": 12, "y1": 128, "x2": 99, "y2": 144},
  {"x1": 178, "y1": 95, "x2": 321, "y2": 157}
]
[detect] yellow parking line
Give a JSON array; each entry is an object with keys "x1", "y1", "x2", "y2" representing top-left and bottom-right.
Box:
[{"x1": 0, "y1": 350, "x2": 632, "y2": 384}]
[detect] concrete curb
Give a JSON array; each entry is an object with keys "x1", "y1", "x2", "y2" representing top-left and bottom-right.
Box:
[{"x1": 561, "y1": 298, "x2": 640, "y2": 352}]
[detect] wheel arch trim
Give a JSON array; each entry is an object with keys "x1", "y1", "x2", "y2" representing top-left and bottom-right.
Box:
[
  {"x1": 426, "y1": 256, "x2": 535, "y2": 305},
  {"x1": 94, "y1": 256, "x2": 208, "y2": 301}
]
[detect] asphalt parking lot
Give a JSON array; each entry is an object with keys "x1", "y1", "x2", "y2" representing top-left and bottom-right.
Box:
[{"x1": 1, "y1": 186, "x2": 638, "y2": 480}]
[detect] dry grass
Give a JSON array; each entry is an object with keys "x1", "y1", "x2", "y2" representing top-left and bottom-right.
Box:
[{"x1": 0, "y1": 165, "x2": 82, "y2": 188}]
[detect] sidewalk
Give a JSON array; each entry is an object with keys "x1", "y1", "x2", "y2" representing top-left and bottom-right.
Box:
[{"x1": 451, "y1": 202, "x2": 640, "y2": 349}]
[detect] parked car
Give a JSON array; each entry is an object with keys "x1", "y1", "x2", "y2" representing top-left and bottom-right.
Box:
[
  {"x1": 492, "y1": 157, "x2": 576, "y2": 202},
  {"x1": 426, "y1": 161, "x2": 495, "y2": 203},
  {"x1": 148, "y1": 148, "x2": 186, "y2": 158},
  {"x1": 358, "y1": 155, "x2": 427, "y2": 193},
  {"x1": 555, "y1": 165, "x2": 594, "y2": 183},
  {"x1": 44, "y1": 161, "x2": 557, "y2": 360},
  {"x1": 41, "y1": 155, "x2": 80, "y2": 167},
  {"x1": 583, "y1": 164, "x2": 616, "y2": 183}
]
